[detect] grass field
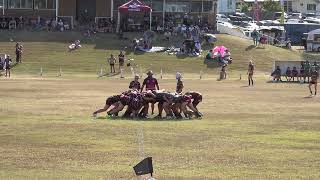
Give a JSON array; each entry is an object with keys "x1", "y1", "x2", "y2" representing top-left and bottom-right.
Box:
[{"x1": 0, "y1": 32, "x2": 320, "y2": 179}]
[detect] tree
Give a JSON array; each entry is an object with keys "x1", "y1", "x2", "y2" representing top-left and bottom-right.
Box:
[
  {"x1": 262, "y1": 0, "x2": 282, "y2": 12},
  {"x1": 238, "y1": 2, "x2": 250, "y2": 13}
]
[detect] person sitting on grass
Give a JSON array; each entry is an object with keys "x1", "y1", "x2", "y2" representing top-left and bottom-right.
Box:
[
  {"x1": 271, "y1": 66, "x2": 282, "y2": 82},
  {"x1": 309, "y1": 69, "x2": 319, "y2": 96},
  {"x1": 291, "y1": 66, "x2": 299, "y2": 82},
  {"x1": 285, "y1": 67, "x2": 292, "y2": 81}
]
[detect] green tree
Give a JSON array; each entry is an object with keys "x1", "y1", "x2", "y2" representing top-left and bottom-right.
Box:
[
  {"x1": 262, "y1": 0, "x2": 282, "y2": 12},
  {"x1": 238, "y1": 2, "x2": 250, "y2": 13}
]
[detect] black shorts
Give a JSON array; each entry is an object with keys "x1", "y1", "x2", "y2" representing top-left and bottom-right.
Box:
[
  {"x1": 110, "y1": 63, "x2": 115, "y2": 66},
  {"x1": 119, "y1": 61, "x2": 124, "y2": 66},
  {"x1": 5, "y1": 66, "x2": 10, "y2": 70},
  {"x1": 310, "y1": 81, "x2": 317, "y2": 85}
]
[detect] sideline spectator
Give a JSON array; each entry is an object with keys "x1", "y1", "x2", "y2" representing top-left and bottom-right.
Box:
[
  {"x1": 285, "y1": 67, "x2": 292, "y2": 81},
  {"x1": 15, "y1": 42, "x2": 23, "y2": 63},
  {"x1": 292, "y1": 66, "x2": 299, "y2": 82},
  {"x1": 309, "y1": 69, "x2": 318, "y2": 96},
  {"x1": 252, "y1": 29, "x2": 259, "y2": 46},
  {"x1": 129, "y1": 75, "x2": 141, "y2": 91},
  {"x1": 219, "y1": 64, "x2": 227, "y2": 80},
  {"x1": 272, "y1": 66, "x2": 282, "y2": 82},
  {"x1": 4, "y1": 55, "x2": 12, "y2": 78},
  {"x1": 247, "y1": 60, "x2": 255, "y2": 86},
  {"x1": 118, "y1": 51, "x2": 125, "y2": 71},
  {"x1": 108, "y1": 54, "x2": 116, "y2": 74}
]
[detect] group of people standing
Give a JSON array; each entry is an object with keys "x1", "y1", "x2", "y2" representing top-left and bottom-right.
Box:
[
  {"x1": 108, "y1": 51, "x2": 125, "y2": 76},
  {"x1": 0, "y1": 42, "x2": 23, "y2": 78},
  {"x1": 92, "y1": 70, "x2": 203, "y2": 119}
]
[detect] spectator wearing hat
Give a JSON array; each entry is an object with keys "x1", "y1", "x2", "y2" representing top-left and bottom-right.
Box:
[
  {"x1": 129, "y1": 75, "x2": 141, "y2": 91},
  {"x1": 141, "y1": 70, "x2": 159, "y2": 92},
  {"x1": 141, "y1": 70, "x2": 159, "y2": 115},
  {"x1": 4, "y1": 55, "x2": 12, "y2": 78}
]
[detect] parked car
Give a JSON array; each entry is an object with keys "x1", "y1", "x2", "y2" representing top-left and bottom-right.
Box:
[
  {"x1": 274, "y1": 12, "x2": 288, "y2": 20},
  {"x1": 288, "y1": 12, "x2": 302, "y2": 19},
  {"x1": 217, "y1": 14, "x2": 231, "y2": 23}
]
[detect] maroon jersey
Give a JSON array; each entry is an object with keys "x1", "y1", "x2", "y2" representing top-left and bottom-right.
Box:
[
  {"x1": 106, "y1": 95, "x2": 121, "y2": 105},
  {"x1": 120, "y1": 95, "x2": 131, "y2": 106},
  {"x1": 129, "y1": 81, "x2": 141, "y2": 90},
  {"x1": 143, "y1": 77, "x2": 158, "y2": 91},
  {"x1": 186, "y1": 91, "x2": 202, "y2": 102}
]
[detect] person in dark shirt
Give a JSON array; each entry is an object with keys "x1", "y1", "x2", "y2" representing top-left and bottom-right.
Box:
[
  {"x1": 129, "y1": 75, "x2": 141, "y2": 91},
  {"x1": 309, "y1": 70, "x2": 319, "y2": 96},
  {"x1": 271, "y1": 66, "x2": 282, "y2": 82},
  {"x1": 141, "y1": 71, "x2": 160, "y2": 115},
  {"x1": 118, "y1": 51, "x2": 125, "y2": 71},
  {"x1": 4, "y1": 55, "x2": 12, "y2": 78},
  {"x1": 285, "y1": 67, "x2": 292, "y2": 81},
  {"x1": 291, "y1": 66, "x2": 299, "y2": 82}
]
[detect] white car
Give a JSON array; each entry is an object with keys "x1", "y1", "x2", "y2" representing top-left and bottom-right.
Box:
[
  {"x1": 289, "y1": 12, "x2": 302, "y2": 19},
  {"x1": 217, "y1": 14, "x2": 230, "y2": 23}
]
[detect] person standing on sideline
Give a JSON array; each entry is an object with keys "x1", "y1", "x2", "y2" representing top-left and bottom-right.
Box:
[
  {"x1": 118, "y1": 51, "x2": 125, "y2": 77},
  {"x1": 141, "y1": 70, "x2": 160, "y2": 114},
  {"x1": 309, "y1": 69, "x2": 318, "y2": 96},
  {"x1": 247, "y1": 60, "x2": 255, "y2": 86},
  {"x1": 4, "y1": 55, "x2": 12, "y2": 77},
  {"x1": 15, "y1": 42, "x2": 20, "y2": 63},
  {"x1": 108, "y1": 54, "x2": 116, "y2": 74},
  {"x1": 129, "y1": 74, "x2": 141, "y2": 91},
  {"x1": 252, "y1": 29, "x2": 259, "y2": 46}
]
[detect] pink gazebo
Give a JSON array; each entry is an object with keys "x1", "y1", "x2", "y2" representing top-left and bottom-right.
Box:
[{"x1": 117, "y1": 0, "x2": 152, "y2": 32}]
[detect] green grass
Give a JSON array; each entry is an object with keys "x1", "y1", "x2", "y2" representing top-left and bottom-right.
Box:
[
  {"x1": 0, "y1": 31, "x2": 302, "y2": 77},
  {"x1": 0, "y1": 32, "x2": 319, "y2": 179}
]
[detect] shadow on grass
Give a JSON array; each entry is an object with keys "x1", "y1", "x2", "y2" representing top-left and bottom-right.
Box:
[
  {"x1": 98, "y1": 72, "x2": 121, "y2": 78},
  {"x1": 245, "y1": 45, "x2": 256, "y2": 51},
  {"x1": 95, "y1": 116, "x2": 198, "y2": 122},
  {"x1": 203, "y1": 58, "x2": 220, "y2": 69}
]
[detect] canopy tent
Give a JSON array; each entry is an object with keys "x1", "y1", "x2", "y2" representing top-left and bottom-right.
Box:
[
  {"x1": 117, "y1": 0, "x2": 152, "y2": 33},
  {"x1": 307, "y1": 29, "x2": 320, "y2": 41},
  {"x1": 212, "y1": 46, "x2": 227, "y2": 58}
]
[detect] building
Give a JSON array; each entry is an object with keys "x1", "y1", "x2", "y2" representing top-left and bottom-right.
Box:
[
  {"x1": 1, "y1": 0, "x2": 217, "y2": 26},
  {"x1": 217, "y1": 0, "x2": 236, "y2": 14},
  {"x1": 283, "y1": 0, "x2": 319, "y2": 14}
]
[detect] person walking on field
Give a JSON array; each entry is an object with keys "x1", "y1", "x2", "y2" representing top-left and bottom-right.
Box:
[
  {"x1": 309, "y1": 69, "x2": 318, "y2": 96},
  {"x1": 247, "y1": 60, "x2": 255, "y2": 86},
  {"x1": 108, "y1": 54, "x2": 116, "y2": 74}
]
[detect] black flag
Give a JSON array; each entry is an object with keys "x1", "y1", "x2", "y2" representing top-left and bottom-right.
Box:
[{"x1": 133, "y1": 157, "x2": 153, "y2": 176}]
